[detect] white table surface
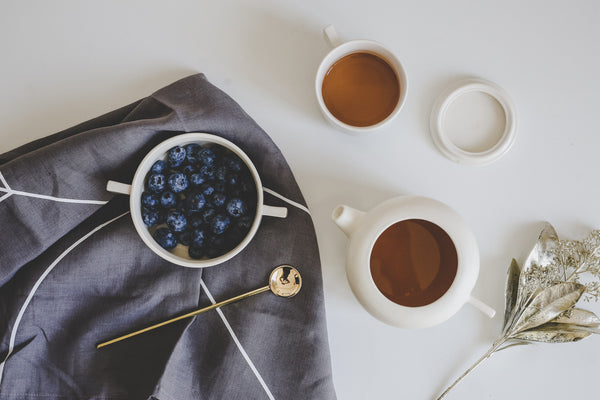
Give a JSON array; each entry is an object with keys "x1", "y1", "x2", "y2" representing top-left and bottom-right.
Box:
[{"x1": 2, "y1": 1, "x2": 600, "y2": 399}]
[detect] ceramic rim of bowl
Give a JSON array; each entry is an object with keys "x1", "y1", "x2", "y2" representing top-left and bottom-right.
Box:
[{"x1": 129, "y1": 133, "x2": 263, "y2": 268}]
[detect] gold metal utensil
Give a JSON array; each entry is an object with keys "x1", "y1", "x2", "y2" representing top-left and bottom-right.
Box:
[{"x1": 96, "y1": 265, "x2": 302, "y2": 349}]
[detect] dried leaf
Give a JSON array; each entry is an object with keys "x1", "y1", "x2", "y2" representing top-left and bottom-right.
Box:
[
  {"x1": 511, "y1": 282, "x2": 585, "y2": 334},
  {"x1": 503, "y1": 259, "x2": 521, "y2": 331},
  {"x1": 517, "y1": 223, "x2": 559, "y2": 302},
  {"x1": 512, "y1": 323, "x2": 594, "y2": 343},
  {"x1": 524, "y1": 222, "x2": 559, "y2": 270},
  {"x1": 551, "y1": 308, "x2": 600, "y2": 327},
  {"x1": 436, "y1": 224, "x2": 600, "y2": 400}
]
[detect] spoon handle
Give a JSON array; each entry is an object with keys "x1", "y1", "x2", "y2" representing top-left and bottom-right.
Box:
[{"x1": 97, "y1": 285, "x2": 271, "y2": 349}]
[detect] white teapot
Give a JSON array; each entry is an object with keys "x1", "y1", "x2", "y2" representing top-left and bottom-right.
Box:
[{"x1": 332, "y1": 195, "x2": 495, "y2": 328}]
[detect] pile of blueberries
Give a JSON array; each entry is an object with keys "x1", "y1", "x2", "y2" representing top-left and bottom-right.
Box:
[{"x1": 141, "y1": 143, "x2": 257, "y2": 259}]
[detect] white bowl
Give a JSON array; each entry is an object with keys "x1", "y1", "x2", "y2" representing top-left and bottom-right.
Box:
[{"x1": 107, "y1": 133, "x2": 287, "y2": 268}]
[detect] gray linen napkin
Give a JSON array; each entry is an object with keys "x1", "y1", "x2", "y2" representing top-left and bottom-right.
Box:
[{"x1": 0, "y1": 74, "x2": 337, "y2": 400}]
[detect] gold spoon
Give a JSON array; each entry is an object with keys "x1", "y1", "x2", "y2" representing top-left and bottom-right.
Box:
[{"x1": 97, "y1": 265, "x2": 302, "y2": 349}]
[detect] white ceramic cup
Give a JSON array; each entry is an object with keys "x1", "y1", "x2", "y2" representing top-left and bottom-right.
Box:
[
  {"x1": 332, "y1": 195, "x2": 495, "y2": 328},
  {"x1": 315, "y1": 25, "x2": 408, "y2": 134},
  {"x1": 107, "y1": 133, "x2": 288, "y2": 268}
]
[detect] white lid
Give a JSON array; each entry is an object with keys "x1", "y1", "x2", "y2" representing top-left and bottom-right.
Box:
[{"x1": 430, "y1": 78, "x2": 517, "y2": 165}]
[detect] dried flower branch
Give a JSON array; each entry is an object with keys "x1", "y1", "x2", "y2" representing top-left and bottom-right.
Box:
[{"x1": 436, "y1": 223, "x2": 600, "y2": 400}]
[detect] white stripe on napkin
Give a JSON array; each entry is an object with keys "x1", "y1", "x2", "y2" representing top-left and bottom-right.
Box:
[
  {"x1": 0, "y1": 212, "x2": 130, "y2": 388},
  {"x1": 263, "y1": 187, "x2": 309, "y2": 215},
  {"x1": 199, "y1": 279, "x2": 276, "y2": 400},
  {"x1": 0, "y1": 171, "x2": 11, "y2": 191},
  {"x1": 0, "y1": 171, "x2": 108, "y2": 205}
]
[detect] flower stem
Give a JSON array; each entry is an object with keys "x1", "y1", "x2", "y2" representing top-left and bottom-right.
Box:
[
  {"x1": 435, "y1": 338, "x2": 505, "y2": 400},
  {"x1": 565, "y1": 259, "x2": 586, "y2": 282}
]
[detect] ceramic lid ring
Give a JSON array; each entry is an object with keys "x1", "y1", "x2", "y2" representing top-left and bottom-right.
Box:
[{"x1": 430, "y1": 78, "x2": 517, "y2": 166}]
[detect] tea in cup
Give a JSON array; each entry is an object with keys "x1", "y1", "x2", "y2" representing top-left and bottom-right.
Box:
[{"x1": 315, "y1": 25, "x2": 408, "y2": 133}]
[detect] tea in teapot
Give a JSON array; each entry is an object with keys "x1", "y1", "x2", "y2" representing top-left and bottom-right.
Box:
[{"x1": 332, "y1": 195, "x2": 495, "y2": 328}]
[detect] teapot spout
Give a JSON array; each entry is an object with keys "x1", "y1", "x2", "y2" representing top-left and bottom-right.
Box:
[{"x1": 331, "y1": 205, "x2": 365, "y2": 238}]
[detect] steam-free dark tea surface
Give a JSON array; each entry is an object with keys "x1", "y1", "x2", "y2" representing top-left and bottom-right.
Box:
[
  {"x1": 322, "y1": 51, "x2": 400, "y2": 127},
  {"x1": 370, "y1": 219, "x2": 457, "y2": 307}
]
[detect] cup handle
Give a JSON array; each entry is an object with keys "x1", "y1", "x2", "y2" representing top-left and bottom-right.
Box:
[
  {"x1": 323, "y1": 24, "x2": 342, "y2": 48},
  {"x1": 106, "y1": 180, "x2": 132, "y2": 195},
  {"x1": 468, "y1": 296, "x2": 496, "y2": 318},
  {"x1": 262, "y1": 205, "x2": 288, "y2": 219}
]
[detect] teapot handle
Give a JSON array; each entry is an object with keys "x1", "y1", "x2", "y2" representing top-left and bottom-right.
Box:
[{"x1": 468, "y1": 296, "x2": 496, "y2": 318}]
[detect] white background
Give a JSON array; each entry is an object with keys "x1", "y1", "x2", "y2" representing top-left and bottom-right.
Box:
[{"x1": 2, "y1": 1, "x2": 600, "y2": 399}]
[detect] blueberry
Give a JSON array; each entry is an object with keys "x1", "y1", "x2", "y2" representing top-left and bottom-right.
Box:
[
  {"x1": 153, "y1": 227, "x2": 177, "y2": 250},
  {"x1": 152, "y1": 209, "x2": 165, "y2": 225},
  {"x1": 142, "y1": 207, "x2": 160, "y2": 226},
  {"x1": 197, "y1": 147, "x2": 216, "y2": 166},
  {"x1": 205, "y1": 248, "x2": 219, "y2": 259},
  {"x1": 173, "y1": 200, "x2": 186, "y2": 213},
  {"x1": 199, "y1": 183, "x2": 215, "y2": 198},
  {"x1": 210, "y1": 213, "x2": 230, "y2": 235},
  {"x1": 201, "y1": 207, "x2": 217, "y2": 224},
  {"x1": 182, "y1": 164, "x2": 196, "y2": 176},
  {"x1": 200, "y1": 165, "x2": 215, "y2": 180},
  {"x1": 185, "y1": 143, "x2": 201, "y2": 164},
  {"x1": 215, "y1": 165, "x2": 228, "y2": 181},
  {"x1": 238, "y1": 178, "x2": 255, "y2": 194},
  {"x1": 226, "y1": 173, "x2": 240, "y2": 187},
  {"x1": 211, "y1": 234, "x2": 226, "y2": 247},
  {"x1": 189, "y1": 244, "x2": 205, "y2": 259},
  {"x1": 237, "y1": 215, "x2": 253, "y2": 230},
  {"x1": 205, "y1": 237, "x2": 222, "y2": 257},
  {"x1": 167, "y1": 173, "x2": 189, "y2": 193},
  {"x1": 214, "y1": 181, "x2": 226, "y2": 193},
  {"x1": 206, "y1": 235, "x2": 228, "y2": 258},
  {"x1": 187, "y1": 213, "x2": 205, "y2": 229},
  {"x1": 141, "y1": 192, "x2": 160, "y2": 209},
  {"x1": 226, "y1": 157, "x2": 243, "y2": 173},
  {"x1": 178, "y1": 230, "x2": 192, "y2": 246},
  {"x1": 167, "y1": 146, "x2": 187, "y2": 167},
  {"x1": 185, "y1": 192, "x2": 206, "y2": 212},
  {"x1": 166, "y1": 210, "x2": 187, "y2": 232},
  {"x1": 190, "y1": 173, "x2": 206, "y2": 187},
  {"x1": 147, "y1": 173, "x2": 166, "y2": 193},
  {"x1": 191, "y1": 229, "x2": 207, "y2": 247},
  {"x1": 151, "y1": 160, "x2": 167, "y2": 174},
  {"x1": 212, "y1": 192, "x2": 227, "y2": 208},
  {"x1": 226, "y1": 198, "x2": 247, "y2": 218},
  {"x1": 160, "y1": 191, "x2": 177, "y2": 208}
]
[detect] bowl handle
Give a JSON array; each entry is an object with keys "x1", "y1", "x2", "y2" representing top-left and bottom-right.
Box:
[
  {"x1": 262, "y1": 204, "x2": 288, "y2": 219},
  {"x1": 106, "y1": 180, "x2": 132, "y2": 195},
  {"x1": 106, "y1": 180, "x2": 288, "y2": 218}
]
